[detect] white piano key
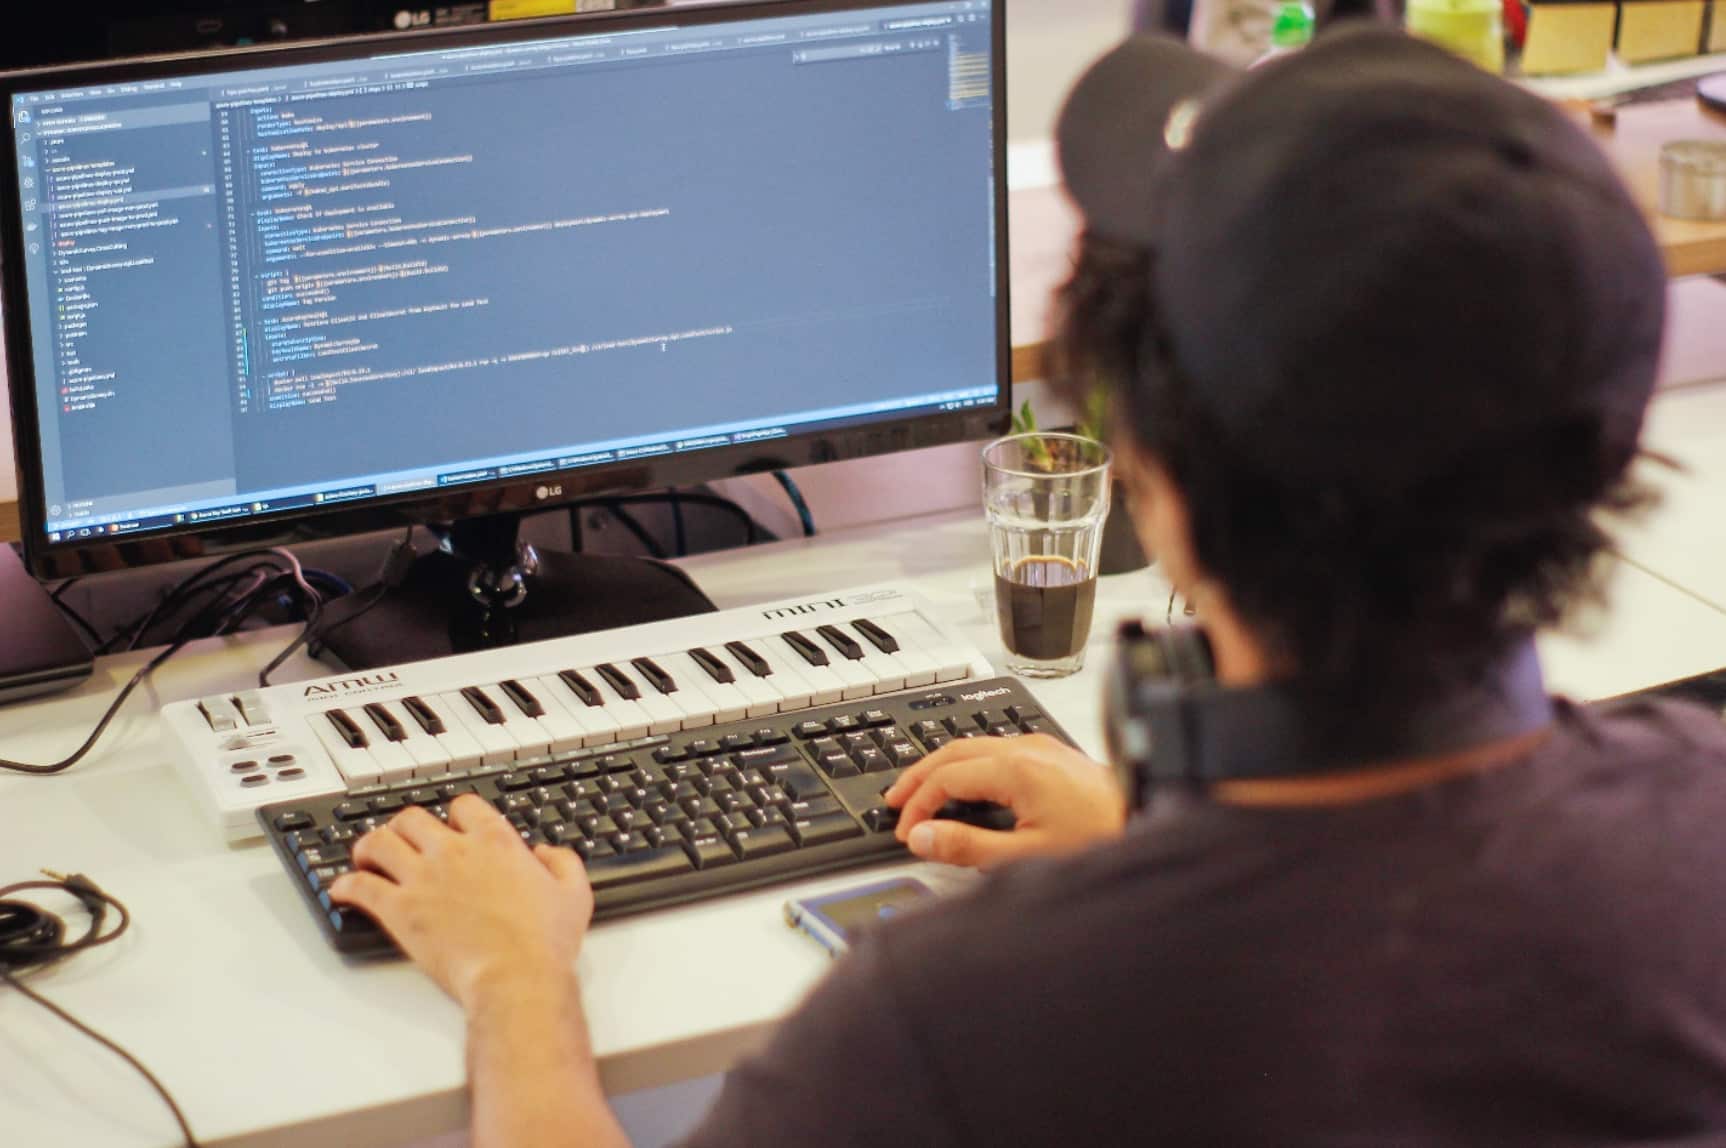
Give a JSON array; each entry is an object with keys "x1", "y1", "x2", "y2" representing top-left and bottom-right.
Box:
[
  {"x1": 524, "y1": 676, "x2": 593, "y2": 754},
  {"x1": 375, "y1": 700, "x2": 453, "y2": 776},
  {"x1": 703, "y1": 645, "x2": 781, "y2": 717},
  {"x1": 543, "y1": 670, "x2": 626, "y2": 745},
  {"x1": 817, "y1": 625, "x2": 907, "y2": 695},
  {"x1": 661, "y1": 652, "x2": 749, "y2": 724},
  {"x1": 799, "y1": 629, "x2": 879, "y2": 699},
  {"x1": 356, "y1": 702, "x2": 430, "y2": 782},
  {"x1": 856, "y1": 617, "x2": 939, "y2": 688},
  {"x1": 598, "y1": 662, "x2": 684, "y2": 734},
  {"x1": 726, "y1": 639, "x2": 817, "y2": 711},
  {"x1": 584, "y1": 666, "x2": 665, "y2": 739},
  {"x1": 633, "y1": 657, "x2": 717, "y2": 729},
  {"x1": 411, "y1": 694, "x2": 486, "y2": 771},
  {"x1": 435, "y1": 691, "x2": 518, "y2": 767},
  {"x1": 307, "y1": 710, "x2": 382, "y2": 785},
  {"x1": 481, "y1": 683, "x2": 557, "y2": 759},
  {"x1": 878, "y1": 610, "x2": 975, "y2": 683},
  {"x1": 768, "y1": 634, "x2": 862, "y2": 703}
]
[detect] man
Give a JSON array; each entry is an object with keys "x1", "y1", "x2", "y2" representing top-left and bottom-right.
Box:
[{"x1": 331, "y1": 26, "x2": 1726, "y2": 1146}]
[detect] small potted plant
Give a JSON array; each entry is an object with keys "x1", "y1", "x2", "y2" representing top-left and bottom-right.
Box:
[{"x1": 1009, "y1": 395, "x2": 1148, "y2": 575}]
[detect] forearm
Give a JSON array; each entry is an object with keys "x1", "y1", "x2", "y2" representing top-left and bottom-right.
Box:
[{"x1": 466, "y1": 972, "x2": 631, "y2": 1148}]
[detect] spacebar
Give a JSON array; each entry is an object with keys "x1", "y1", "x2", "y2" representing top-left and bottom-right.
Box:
[{"x1": 586, "y1": 847, "x2": 695, "y2": 888}]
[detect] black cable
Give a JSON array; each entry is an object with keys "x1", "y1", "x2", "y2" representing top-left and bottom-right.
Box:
[
  {"x1": 98, "y1": 549, "x2": 296, "y2": 655},
  {"x1": 50, "y1": 594, "x2": 104, "y2": 651},
  {"x1": 600, "y1": 502, "x2": 668, "y2": 559},
  {"x1": 0, "y1": 873, "x2": 200, "y2": 1147},
  {"x1": 773, "y1": 470, "x2": 817, "y2": 537},
  {"x1": 0, "y1": 635, "x2": 193, "y2": 776},
  {"x1": 49, "y1": 576, "x2": 81, "y2": 604},
  {"x1": 668, "y1": 487, "x2": 688, "y2": 558},
  {"x1": 272, "y1": 526, "x2": 416, "y2": 681}
]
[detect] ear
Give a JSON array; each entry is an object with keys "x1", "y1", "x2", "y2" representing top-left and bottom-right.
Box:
[{"x1": 1114, "y1": 438, "x2": 1197, "y2": 594}]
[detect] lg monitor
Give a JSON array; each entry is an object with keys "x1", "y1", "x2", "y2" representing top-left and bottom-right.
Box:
[{"x1": 2, "y1": 0, "x2": 1009, "y2": 662}]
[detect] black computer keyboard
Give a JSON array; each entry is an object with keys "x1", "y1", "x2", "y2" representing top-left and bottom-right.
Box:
[{"x1": 257, "y1": 677, "x2": 1069, "y2": 955}]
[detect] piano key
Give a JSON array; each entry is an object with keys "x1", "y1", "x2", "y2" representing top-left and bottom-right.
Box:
[
  {"x1": 796, "y1": 633, "x2": 875, "y2": 699},
  {"x1": 307, "y1": 710, "x2": 383, "y2": 785},
  {"x1": 497, "y1": 679, "x2": 547, "y2": 718},
  {"x1": 435, "y1": 691, "x2": 518, "y2": 766},
  {"x1": 819, "y1": 626, "x2": 907, "y2": 694},
  {"x1": 461, "y1": 684, "x2": 552, "y2": 759},
  {"x1": 369, "y1": 699, "x2": 451, "y2": 775},
  {"x1": 816, "y1": 624, "x2": 865, "y2": 661},
  {"x1": 659, "y1": 652, "x2": 749, "y2": 724},
  {"x1": 855, "y1": 618, "x2": 938, "y2": 687},
  {"x1": 594, "y1": 664, "x2": 642, "y2": 701},
  {"x1": 326, "y1": 708, "x2": 369, "y2": 749},
  {"x1": 629, "y1": 654, "x2": 718, "y2": 729},
  {"x1": 557, "y1": 669, "x2": 603, "y2": 708},
  {"x1": 401, "y1": 696, "x2": 446, "y2": 737},
  {"x1": 765, "y1": 635, "x2": 849, "y2": 705},
  {"x1": 704, "y1": 645, "x2": 781, "y2": 718},
  {"x1": 732, "y1": 638, "x2": 819, "y2": 710},
  {"x1": 550, "y1": 673, "x2": 629, "y2": 745},
  {"x1": 724, "y1": 640, "x2": 772, "y2": 678},
  {"x1": 585, "y1": 664, "x2": 676, "y2": 736},
  {"x1": 877, "y1": 610, "x2": 974, "y2": 683},
  {"x1": 524, "y1": 675, "x2": 595, "y2": 753},
  {"x1": 782, "y1": 629, "x2": 830, "y2": 667},
  {"x1": 411, "y1": 694, "x2": 487, "y2": 771},
  {"x1": 689, "y1": 647, "x2": 736, "y2": 684},
  {"x1": 361, "y1": 702, "x2": 407, "y2": 742}
]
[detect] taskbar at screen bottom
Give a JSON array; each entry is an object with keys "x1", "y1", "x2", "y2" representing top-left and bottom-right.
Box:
[{"x1": 36, "y1": 391, "x2": 1000, "y2": 547}]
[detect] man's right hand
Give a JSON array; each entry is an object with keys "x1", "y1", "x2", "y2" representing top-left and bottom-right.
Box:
[{"x1": 884, "y1": 735, "x2": 1126, "y2": 869}]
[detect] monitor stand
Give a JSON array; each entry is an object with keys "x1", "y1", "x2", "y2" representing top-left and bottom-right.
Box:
[{"x1": 314, "y1": 514, "x2": 717, "y2": 671}]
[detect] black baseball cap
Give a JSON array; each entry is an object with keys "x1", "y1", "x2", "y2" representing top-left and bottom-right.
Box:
[{"x1": 1055, "y1": 26, "x2": 1666, "y2": 492}]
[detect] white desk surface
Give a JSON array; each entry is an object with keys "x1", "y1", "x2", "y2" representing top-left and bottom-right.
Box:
[{"x1": 6, "y1": 504, "x2": 1726, "y2": 1148}]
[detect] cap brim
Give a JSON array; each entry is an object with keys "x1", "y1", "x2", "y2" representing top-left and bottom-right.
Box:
[{"x1": 1056, "y1": 36, "x2": 1239, "y2": 245}]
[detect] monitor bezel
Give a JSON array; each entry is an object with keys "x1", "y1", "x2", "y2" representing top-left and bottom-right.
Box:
[{"x1": 0, "y1": 0, "x2": 1011, "y2": 580}]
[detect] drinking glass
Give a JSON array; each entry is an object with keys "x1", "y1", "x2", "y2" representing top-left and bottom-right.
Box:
[{"x1": 983, "y1": 433, "x2": 1113, "y2": 678}]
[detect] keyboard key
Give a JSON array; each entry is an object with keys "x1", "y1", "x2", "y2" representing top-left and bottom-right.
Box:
[
  {"x1": 853, "y1": 748, "x2": 892, "y2": 774},
  {"x1": 790, "y1": 814, "x2": 863, "y2": 848},
  {"x1": 731, "y1": 826, "x2": 797, "y2": 860},
  {"x1": 587, "y1": 846, "x2": 694, "y2": 888},
  {"x1": 333, "y1": 801, "x2": 370, "y2": 821},
  {"x1": 861, "y1": 806, "x2": 900, "y2": 833},
  {"x1": 725, "y1": 641, "x2": 772, "y2": 677},
  {"x1": 689, "y1": 647, "x2": 736, "y2": 684},
  {"x1": 787, "y1": 795, "x2": 844, "y2": 820},
  {"x1": 782, "y1": 629, "x2": 830, "y2": 667},
  {"x1": 273, "y1": 810, "x2": 314, "y2": 833},
  {"x1": 683, "y1": 834, "x2": 739, "y2": 870}
]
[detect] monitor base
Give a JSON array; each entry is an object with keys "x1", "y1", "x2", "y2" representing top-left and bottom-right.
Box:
[{"x1": 315, "y1": 546, "x2": 717, "y2": 671}]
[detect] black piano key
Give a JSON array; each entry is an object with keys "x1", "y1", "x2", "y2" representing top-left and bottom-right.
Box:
[
  {"x1": 362, "y1": 702, "x2": 406, "y2": 743},
  {"x1": 782, "y1": 629, "x2": 829, "y2": 667},
  {"x1": 558, "y1": 669, "x2": 602, "y2": 707},
  {"x1": 461, "y1": 685, "x2": 506, "y2": 725},
  {"x1": 690, "y1": 647, "x2": 737, "y2": 685},
  {"x1": 401, "y1": 695, "x2": 446, "y2": 736},
  {"x1": 595, "y1": 663, "x2": 642, "y2": 701},
  {"x1": 327, "y1": 709, "x2": 369, "y2": 749},
  {"x1": 816, "y1": 624, "x2": 865, "y2": 661},
  {"x1": 499, "y1": 679, "x2": 546, "y2": 718},
  {"x1": 632, "y1": 657, "x2": 677, "y2": 695},
  {"x1": 852, "y1": 618, "x2": 901, "y2": 655},
  {"x1": 725, "y1": 640, "x2": 772, "y2": 677}
]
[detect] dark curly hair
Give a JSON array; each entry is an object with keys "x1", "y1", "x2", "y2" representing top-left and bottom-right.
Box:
[{"x1": 1051, "y1": 232, "x2": 1661, "y2": 688}]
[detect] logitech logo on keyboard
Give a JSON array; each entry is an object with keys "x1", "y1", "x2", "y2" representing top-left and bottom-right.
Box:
[
  {"x1": 758, "y1": 588, "x2": 900, "y2": 620},
  {"x1": 303, "y1": 671, "x2": 402, "y2": 699},
  {"x1": 960, "y1": 686, "x2": 1011, "y2": 703}
]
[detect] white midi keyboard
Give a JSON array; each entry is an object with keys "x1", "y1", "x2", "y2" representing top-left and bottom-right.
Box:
[{"x1": 166, "y1": 584, "x2": 994, "y2": 841}]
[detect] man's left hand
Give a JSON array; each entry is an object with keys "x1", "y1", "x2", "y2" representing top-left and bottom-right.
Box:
[{"x1": 331, "y1": 794, "x2": 594, "y2": 1010}]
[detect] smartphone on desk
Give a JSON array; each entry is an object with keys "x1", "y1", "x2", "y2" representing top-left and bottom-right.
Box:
[{"x1": 784, "y1": 876, "x2": 937, "y2": 958}]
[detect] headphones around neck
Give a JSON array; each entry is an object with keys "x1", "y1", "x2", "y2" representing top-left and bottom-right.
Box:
[{"x1": 1102, "y1": 620, "x2": 1553, "y2": 809}]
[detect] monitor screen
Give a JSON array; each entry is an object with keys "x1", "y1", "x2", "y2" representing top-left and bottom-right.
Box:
[{"x1": 2, "y1": 0, "x2": 1005, "y2": 566}]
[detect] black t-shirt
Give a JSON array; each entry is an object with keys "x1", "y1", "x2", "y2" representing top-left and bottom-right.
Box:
[{"x1": 679, "y1": 697, "x2": 1726, "y2": 1146}]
